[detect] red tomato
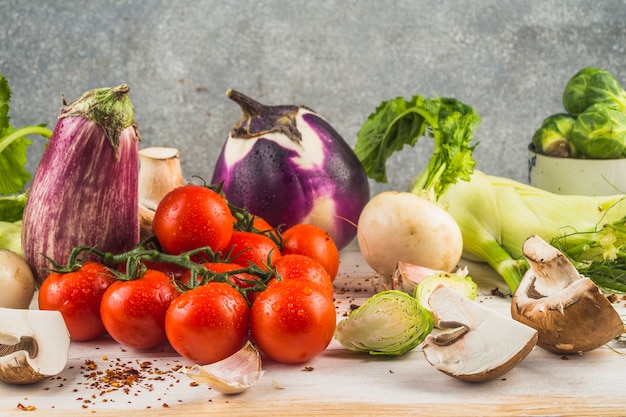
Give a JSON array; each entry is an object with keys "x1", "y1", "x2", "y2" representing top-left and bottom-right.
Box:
[
  {"x1": 165, "y1": 282, "x2": 250, "y2": 364},
  {"x1": 250, "y1": 279, "x2": 336, "y2": 363},
  {"x1": 226, "y1": 230, "x2": 281, "y2": 270},
  {"x1": 281, "y1": 224, "x2": 340, "y2": 281},
  {"x1": 38, "y1": 262, "x2": 116, "y2": 341},
  {"x1": 100, "y1": 269, "x2": 179, "y2": 349},
  {"x1": 152, "y1": 185, "x2": 233, "y2": 255},
  {"x1": 269, "y1": 254, "x2": 334, "y2": 299}
]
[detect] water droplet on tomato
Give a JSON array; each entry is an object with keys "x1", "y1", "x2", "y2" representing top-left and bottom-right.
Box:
[{"x1": 272, "y1": 303, "x2": 281, "y2": 312}]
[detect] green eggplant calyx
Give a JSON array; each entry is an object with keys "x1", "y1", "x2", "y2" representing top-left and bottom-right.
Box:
[
  {"x1": 226, "y1": 89, "x2": 310, "y2": 144},
  {"x1": 58, "y1": 84, "x2": 137, "y2": 154}
]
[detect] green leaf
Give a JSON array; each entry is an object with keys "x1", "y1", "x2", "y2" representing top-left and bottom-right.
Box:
[
  {"x1": 354, "y1": 94, "x2": 481, "y2": 201},
  {"x1": 0, "y1": 193, "x2": 27, "y2": 222},
  {"x1": 0, "y1": 127, "x2": 32, "y2": 194},
  {"x1": 0, "y1": 72, "x2": 52, "y2": 195}
]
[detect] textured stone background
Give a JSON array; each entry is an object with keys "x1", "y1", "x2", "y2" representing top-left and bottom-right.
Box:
[{"x1": 2, "y1": 0, "x2": 626, "y2": 196}]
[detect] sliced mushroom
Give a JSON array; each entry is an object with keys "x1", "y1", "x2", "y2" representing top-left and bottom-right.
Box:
[
  {"x1": 0, "y1": 308, "x2": 70, "y2": 384},
  {"x1": 422, "y1": 285, "x2": 537, "y2": 382},
  {"x1": 511, "y1": 235, "x2": 625, "y2": 354},
  {"x1": 138, "y1": 147, "x2": 185, "y2": 239}
]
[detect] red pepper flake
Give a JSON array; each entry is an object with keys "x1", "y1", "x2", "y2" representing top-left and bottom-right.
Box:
[{"x1": 16, "y1": 403, "x2": 36, "y2": 411}]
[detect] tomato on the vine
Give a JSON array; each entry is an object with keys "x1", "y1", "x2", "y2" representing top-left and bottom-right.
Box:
[
  {"x1": 152, "y1": 185, "x2": 233, "y2": 255},
  {"x1": 100, "y1": 269, "x2": 179, "y2": 349},
  {"x1": 165, "y1": 282, "x2": 250, "y2": 364},
  {"x1": 181, "y1": 262, "x2": 263, "y2": 303},
  {"x1": 38, "y1": 262, "x2": 116, "y2": 341},
  {"x1": 281, "y1": 223, "x2": 340, "y2": 281},
  {"x1": 227, "y1": 230, "x2": 281, "y2": 270},
  {"x1": 250, "y1": 279, "x2": 336, "y2": 363},
  {"x1": 270, "y1": 254, "x2": 334, "y2": 299},
  {"x1": 249, "y1": 216, "x2": 279, "y2": 241}
]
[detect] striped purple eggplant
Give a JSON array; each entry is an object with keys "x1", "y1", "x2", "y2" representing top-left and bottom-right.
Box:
[
  {"x1": 22, "y1": 84, "x2": 140, "y2": 285},
  {"x1": 211, "y1": 90, "x2": 370, "y2": 250}
]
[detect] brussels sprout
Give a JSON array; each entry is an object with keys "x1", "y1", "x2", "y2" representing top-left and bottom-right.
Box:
[
  {"x1": 413, "y1": 272, "x2": 478, "y2": 310},
  {"x1": 571, "y1": 103, "x2": 626, "y2": 159},
  {"x1": 334, "y1": 290, "x2": 433, "y2": 356},
  {"x1": 562, "y1": 67, "x2": 626, "y2": 116},
  {"x1": 531, "y1": 113, "x2": 578, "y2": 157}
]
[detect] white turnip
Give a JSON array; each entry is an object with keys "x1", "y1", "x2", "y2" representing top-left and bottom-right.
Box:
[{"x1": 356, "y1": 191, "x2": 463, "y2": 277}]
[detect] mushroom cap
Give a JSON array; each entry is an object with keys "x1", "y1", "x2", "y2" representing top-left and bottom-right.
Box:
[
  {"x1": 422, "y1": 285, "x2": 537, "y2": 382},
  {"x1": 511, "y1": 270, "x2": 624, "y2": 354}
]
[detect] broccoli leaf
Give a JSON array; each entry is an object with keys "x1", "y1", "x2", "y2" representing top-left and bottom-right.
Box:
[{"x1": 354, "y1": 94, "x2": 481, "y2": 201}]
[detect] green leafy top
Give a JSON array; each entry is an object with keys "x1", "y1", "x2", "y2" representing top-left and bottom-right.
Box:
[
  {"x1": 354, "y1": 95, "x2": 481, "y2": 201},
  {"x1": 0, "y1": 72, "x2": 52, "y2": 221}
]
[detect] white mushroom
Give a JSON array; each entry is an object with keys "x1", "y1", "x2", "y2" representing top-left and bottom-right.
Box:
[
  {"x1": 138, "y1": 147, "x2": 185, "y2": 239},
  {"x1": 422, "y1": 285, "x2": 537, "y2": 382},
  {"x1": 0, "y1": 308, "x2": 70, "y2": 384},
  {"x1": 511, "y1": 235, "x2": 625, "y2": 354}
]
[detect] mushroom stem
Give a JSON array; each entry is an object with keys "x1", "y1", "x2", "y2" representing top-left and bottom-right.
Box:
[{"x1": 138, "y1": 147, "x2": 185, "y2": 238}]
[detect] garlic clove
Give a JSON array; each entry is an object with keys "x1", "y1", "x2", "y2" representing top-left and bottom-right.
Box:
[
  {"x1": 0, "y1": 308, "x2": 70, "y2": 384},
  {"x1": 183, "y1": 341, "x2": 264, "y2": 395}
]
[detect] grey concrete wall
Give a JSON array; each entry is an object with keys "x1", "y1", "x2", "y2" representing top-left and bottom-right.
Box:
[{"x1": 2, "y1": 0, "x2": 625, "y2": 196}]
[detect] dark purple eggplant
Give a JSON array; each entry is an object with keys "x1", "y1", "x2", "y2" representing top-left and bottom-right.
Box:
[{"x1": 211, "y1": 90, "x2": 370, "y2": 250}]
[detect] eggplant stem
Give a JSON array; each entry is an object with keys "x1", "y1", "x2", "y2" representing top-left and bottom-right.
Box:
[{"x1": 226, "y1": 89, "x2": 267, "y2": 117}]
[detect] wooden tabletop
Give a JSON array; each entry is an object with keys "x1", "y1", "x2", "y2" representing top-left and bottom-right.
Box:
[{"x1": 2, "y1": 248, "x2": 625, "y2": 416}]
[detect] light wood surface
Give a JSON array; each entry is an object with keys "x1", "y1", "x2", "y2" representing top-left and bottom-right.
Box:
[{"x1": 2, "y1": 248, "x2": 625, "y2": 416}]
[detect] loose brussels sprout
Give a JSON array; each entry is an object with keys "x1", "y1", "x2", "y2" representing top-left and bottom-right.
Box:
[
  {"x1": 562, "y1": 67, "x2": 626, "y2": 116},
  {"x1": 334, "y1": 290, "x2": 433, "y2": 356},
  {"x1": 413, "y1": 272, "x2": 478, "y2": 310},
  {"x1": 531, "y1": 113, "x2": 578, "y2": 157},
  {"x1": 571, "y1": 103, "x2": 626, "y2": 159}
]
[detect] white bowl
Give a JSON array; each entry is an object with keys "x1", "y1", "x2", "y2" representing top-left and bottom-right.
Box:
[{"x1": 528, "y1": 145, "x2": 626, "y2": 196}]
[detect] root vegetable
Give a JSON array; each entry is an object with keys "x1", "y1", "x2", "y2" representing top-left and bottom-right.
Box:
[
  {"x1": 357, "y1": 191, "x2": 463, "y2": 277},
  {"x1": 0, "y1": 249, "x2": 35, "y2": 309}
]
